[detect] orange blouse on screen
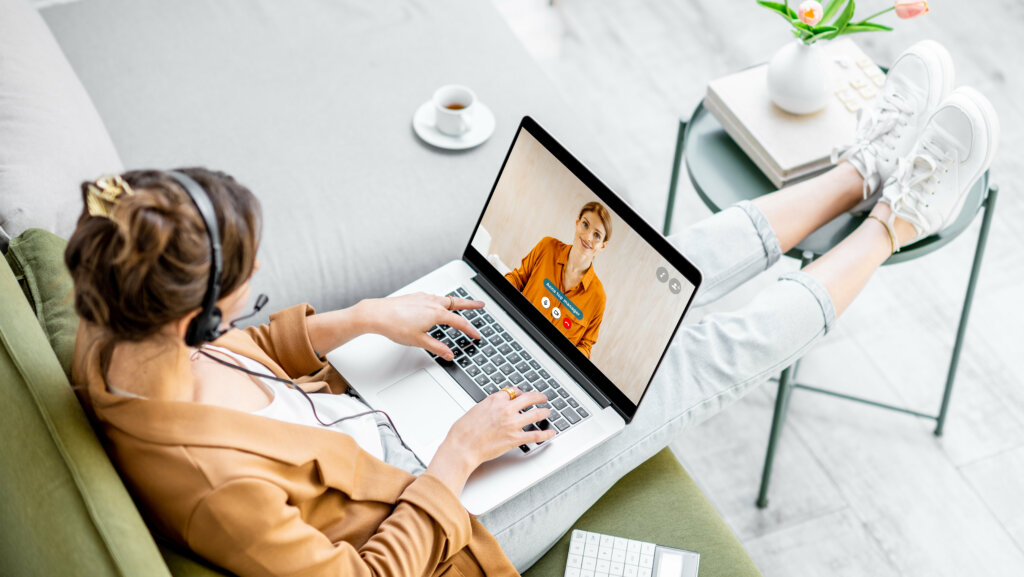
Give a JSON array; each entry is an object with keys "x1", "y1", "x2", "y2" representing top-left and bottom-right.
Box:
[{"x1": 504, "y1": 237, "x2": 606, "y2": 358}]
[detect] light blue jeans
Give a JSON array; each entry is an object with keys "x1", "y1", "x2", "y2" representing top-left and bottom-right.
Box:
[{"x1": 477, "y1": 201, "x2": 838, "y2": 571}]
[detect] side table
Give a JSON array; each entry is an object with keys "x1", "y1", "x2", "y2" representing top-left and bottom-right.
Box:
[{"x1": 665, "y1": 101, "x2": 999, "y2": 508}]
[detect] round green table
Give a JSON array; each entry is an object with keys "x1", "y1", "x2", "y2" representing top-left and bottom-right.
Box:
[{"x1": 664, "y1": 99, "x2": 1000, "y2": 508}]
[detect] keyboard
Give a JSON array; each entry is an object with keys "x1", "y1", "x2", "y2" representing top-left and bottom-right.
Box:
[
  {"x1": 430, "y1": 287, "x2": 590, "y2": 451},
  {"x1": 565, "y1": 530, "x2": 700, "y2": 577}
]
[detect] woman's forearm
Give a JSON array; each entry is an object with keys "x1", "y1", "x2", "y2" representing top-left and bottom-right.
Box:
[{"x1": 305, "y1": 300, "x2": 377, "y2": 355}]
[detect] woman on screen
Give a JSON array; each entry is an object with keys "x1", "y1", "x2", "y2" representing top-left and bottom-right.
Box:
[{"x1": 504, "y1": 201, "x2": 610, "y2": 358}]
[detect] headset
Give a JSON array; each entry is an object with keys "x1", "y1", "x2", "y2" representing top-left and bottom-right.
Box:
[{"x1": 169, "y1": 171, "x2": 414, "y2": 452}]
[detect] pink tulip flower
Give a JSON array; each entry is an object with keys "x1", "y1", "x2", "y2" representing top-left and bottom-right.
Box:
[
  {"x1": 798, "y1": 1, "x2": 824, "y2": 25},
  {"x1": 894, "y1": 0, "x2": 929, "y2": 19}
]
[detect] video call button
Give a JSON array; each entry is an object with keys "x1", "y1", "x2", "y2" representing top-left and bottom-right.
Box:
[
  {"x1": 541, "y1": 296, "x2": 551, "y2": 309},
  {"x1": 669, "y1": 278, "x2": 682, "y2": 294},
  {"x1": 656, "y1": 266, "x2": 669, "y2": 283},
  {"x1": 552, "y1": 307, "x2": 561, "y2": 319}
]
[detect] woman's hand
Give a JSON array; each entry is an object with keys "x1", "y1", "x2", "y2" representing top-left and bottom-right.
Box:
[
  {"x1": 360, "y1": 292, "x2": 484, "y2": 360},
  {"x1": 426, "y1": 387, "x2": 556, "y2": 495}
]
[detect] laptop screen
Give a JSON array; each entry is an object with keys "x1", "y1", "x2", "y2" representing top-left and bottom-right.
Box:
[{"x1": 466, "y1": 118, "x2": 700, "y2": 415}]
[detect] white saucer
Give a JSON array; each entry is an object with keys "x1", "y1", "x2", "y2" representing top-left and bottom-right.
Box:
[{"x1": 412, "y1": 100, "x2": 496, "y2": 150}]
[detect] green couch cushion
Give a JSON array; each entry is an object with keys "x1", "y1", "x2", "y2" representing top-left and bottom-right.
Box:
[
  {"x1": 524, "y1": 448, "x2": 762, "y2": 577},
  {"x1": 5, "y1": 228, "x2": 78, "y2": 378},
  {"x1": 0, "y1": 255, "x2": 170, "y2": 577}
]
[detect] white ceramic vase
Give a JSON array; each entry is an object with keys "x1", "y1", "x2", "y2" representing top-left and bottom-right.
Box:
[{"x1": 767, "y1": 39, "x2": 829, "y2": 115}]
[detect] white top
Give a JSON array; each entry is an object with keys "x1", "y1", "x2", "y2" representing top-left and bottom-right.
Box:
[{"x1": 204, "y1": 346, "x2": 385, "y2": 460}]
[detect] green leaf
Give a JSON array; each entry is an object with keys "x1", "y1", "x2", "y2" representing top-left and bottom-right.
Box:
[
  {"x1": 806, "y1": 26, "x2": 839, "y2": 43},
  {"x1": 833, "y1": 0, "x2": 857, "y2": 32},
  {"x1": 792, "y1": 20, "x2": 815, "y2": 33},
  {"x1": 843, "y1": 22, "x2": 894, "y2": 34},
  {"x1": 821, "y1": 0, "x2": 845, "y2": 25},
  {"x1": 757, "y1": 0, "x2": 798, "y2": 20}
]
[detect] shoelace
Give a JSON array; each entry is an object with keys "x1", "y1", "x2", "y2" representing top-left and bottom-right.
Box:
[
  {"x1": 832, "y1": 91, "x2": 916, "y2": 200},
  {"x1": 885, "y1": 136, "x2": 957, "y2": 241}
]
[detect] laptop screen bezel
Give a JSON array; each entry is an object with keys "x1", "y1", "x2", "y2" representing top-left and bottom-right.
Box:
[{"x1": 462, "y1": 116, "x2": 703, "y2": 422}]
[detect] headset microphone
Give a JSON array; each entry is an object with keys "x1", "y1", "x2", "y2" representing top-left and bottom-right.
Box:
[{"x1": 228, "y1": 294, "x2": 270, "y2": 329}]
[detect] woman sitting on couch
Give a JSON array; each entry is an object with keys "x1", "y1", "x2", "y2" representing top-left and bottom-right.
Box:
[{"x1": 66, "y1": 44, "x2": 997, "y2": 576}]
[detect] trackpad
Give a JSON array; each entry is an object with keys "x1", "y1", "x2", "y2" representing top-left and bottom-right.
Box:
[{"x1": 378, "y1": 370, "x2": 465, "y2": 451}]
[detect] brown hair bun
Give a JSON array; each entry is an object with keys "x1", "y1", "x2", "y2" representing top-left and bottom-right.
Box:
[{"x1": 65, "y1": 168, "x2": 261, "y2": 343}]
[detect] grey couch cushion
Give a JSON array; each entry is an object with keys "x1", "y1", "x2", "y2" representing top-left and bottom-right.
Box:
[
  {"x1": 0, "y1": 0, "x2": 123, "y2": 239},
  {"x1": 41, "y1": 0, "x2": 626, "y2": 321}
]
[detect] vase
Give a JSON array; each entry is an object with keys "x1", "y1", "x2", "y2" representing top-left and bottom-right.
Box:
[{"x1": 766, "y1": 39, "x2": 830, "y2": 115}]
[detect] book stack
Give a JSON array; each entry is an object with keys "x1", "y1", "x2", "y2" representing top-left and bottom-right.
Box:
[{"x1": 705, "y1": 38, "x2": 886, "y2": 188}]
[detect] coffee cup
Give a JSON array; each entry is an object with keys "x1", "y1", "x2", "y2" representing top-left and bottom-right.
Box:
[{"x1": 433, "y1": 85, "x2": 476, "y2": 136}]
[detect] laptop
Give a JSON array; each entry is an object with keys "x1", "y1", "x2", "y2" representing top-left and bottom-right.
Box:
[{"x1": 326, "y1": 116, "x2": 702, "y2": 514}]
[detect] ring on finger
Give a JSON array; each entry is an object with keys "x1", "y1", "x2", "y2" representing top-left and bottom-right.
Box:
[
  {"x1": 447, "y1": 295, "x2": 455, "y2": 310},
  {"x1": 501, "y1": 386, "x2": 517, "y2": 401}
]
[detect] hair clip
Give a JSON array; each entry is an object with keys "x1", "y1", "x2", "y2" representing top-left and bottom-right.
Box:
[{"x1": 86, "y1": 174, "x2": 134, "y2": 219}]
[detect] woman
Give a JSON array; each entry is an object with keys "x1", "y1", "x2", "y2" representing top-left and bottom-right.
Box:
[
  {"x1": 67, "y1": 50, "x2": 997, "y2": 576},
  {"x1": 504, "y1": 202, "x2": 610, "y2": 358}
]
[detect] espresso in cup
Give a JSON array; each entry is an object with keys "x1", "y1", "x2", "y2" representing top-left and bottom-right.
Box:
[{"x1": 433, "y1": 85, "x2": 476, "y2": 136}]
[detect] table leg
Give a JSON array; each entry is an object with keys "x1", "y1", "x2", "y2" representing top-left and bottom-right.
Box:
[
  {"x1": 935, "y1": 185, "x2": 998, "y2": 436},
  {"x1": 663, "y1": 119, "x2": 687, "y2": 236}
]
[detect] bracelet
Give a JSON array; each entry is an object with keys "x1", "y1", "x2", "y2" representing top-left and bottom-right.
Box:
[{"x1": 867, "y1": 215, "x2": 899, "y2": 255}]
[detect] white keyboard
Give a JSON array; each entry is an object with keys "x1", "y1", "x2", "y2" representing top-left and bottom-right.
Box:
[{"x1": 564, "y1": 529, "x2": 699, "y2": 577}]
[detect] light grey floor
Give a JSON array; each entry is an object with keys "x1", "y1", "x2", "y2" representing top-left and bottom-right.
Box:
[{"x1": 494, "y1": 1, "x2": 1024, "y2": 576}]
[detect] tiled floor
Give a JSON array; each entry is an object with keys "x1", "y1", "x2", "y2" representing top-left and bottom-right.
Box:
[{"x1": 493, "y1": 1, "x2": 1024, "y2": 575}]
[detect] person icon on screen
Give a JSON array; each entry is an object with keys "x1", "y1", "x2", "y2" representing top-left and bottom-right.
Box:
[{"x1": 505, "y1": 202, "x2": 610, "y2": 358}]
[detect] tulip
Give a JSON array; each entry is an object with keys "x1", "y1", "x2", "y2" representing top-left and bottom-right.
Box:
[
  {"x1": 894, "y1": 0, "x2": 929, "y2": 19},
  {"x1": 798, "y1": 1, "x2": 824, "y2": 26}
]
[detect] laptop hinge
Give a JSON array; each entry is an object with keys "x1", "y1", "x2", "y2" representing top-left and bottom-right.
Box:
[{"x1": 468, "y1": 269, "x2": 612, "y2": 411}]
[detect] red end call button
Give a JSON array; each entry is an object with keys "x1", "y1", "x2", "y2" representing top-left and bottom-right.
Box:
[{"x1": 563, "y1": 318, "x2": 572, "y2": 329}]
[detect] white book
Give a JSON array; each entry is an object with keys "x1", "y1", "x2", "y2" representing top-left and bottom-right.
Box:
[{"x1": 705, "y1": 38, "x2": 885, "y2": 188}]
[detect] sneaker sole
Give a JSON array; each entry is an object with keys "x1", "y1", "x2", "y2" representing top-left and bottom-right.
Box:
[{"x1": 940, "y1": 86, "x2": 1000, "y2": 231}]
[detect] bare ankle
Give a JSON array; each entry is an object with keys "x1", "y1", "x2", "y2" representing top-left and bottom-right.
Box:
[{"x1": 835, "y1": 161, "x2": 867, "y2": 207}]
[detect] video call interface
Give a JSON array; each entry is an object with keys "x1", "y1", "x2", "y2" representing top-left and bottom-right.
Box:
[{"x1": 472, "y1": 128, "x2": 696, "y2": 404}]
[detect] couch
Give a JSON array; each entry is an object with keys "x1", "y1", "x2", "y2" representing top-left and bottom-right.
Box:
[{"x1": 0, "y1": 0, "x2": 762, "y2": 575}]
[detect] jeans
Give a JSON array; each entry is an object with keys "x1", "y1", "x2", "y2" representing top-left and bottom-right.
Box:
[{"x1": 477, "y1": 201, "x2": 838, "y2": 571}]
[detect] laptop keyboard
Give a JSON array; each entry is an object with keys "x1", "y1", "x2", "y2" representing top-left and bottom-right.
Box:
[{"x1": 429, "y1": 287, "x2": 590, "y2": 451}]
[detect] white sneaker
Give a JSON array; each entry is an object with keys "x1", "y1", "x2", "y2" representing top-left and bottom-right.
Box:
[
  {"x1": 836, "y1": 40, "x2": 955, "y2": 213},
  {"x1": 880, "y1": 86, "x2": 1000, "y2": 250}
]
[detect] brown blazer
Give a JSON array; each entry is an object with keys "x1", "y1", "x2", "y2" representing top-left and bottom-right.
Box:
[{"x1": 74, "y1": 304, "x2": 518, "y2": 577}]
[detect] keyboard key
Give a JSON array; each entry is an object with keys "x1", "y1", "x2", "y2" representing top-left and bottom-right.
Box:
[
  {"x1": 553, "y1": 418, "x2": 570, "y2": 431},
  {"x1": 465, "y1": 365, "x2": 481, "y2": 377},
  {"x1": 524, "y1": 371, "x2": 540, "y2": 383},
  {"x1": 482, "y1": 363, "x2": 497, "y2": 375},
  {"x1": 430, "y1": 329, "x2": 445, "y2": 340},
  {"x1": 464, "y1": 345, "x2": 477, "y2": 356},
  {"x1": 498, "y1": 343, "x2": 513, "y2": 356},
  {"x1": 463, "y1": 309, "x2": 478, "y2": 320},
  {"x1": 612, "y1": 548, "x2": 626, "y2": 563},
  {"x1": 473, "y1": 373, "x2": 489, "y2": 385},
  {"x1": 482, "y1": 314, "x2": 494, "y2": 324},
  {"x1": 506, "y1": 352, "x2": 522, "y2": 365},
  {"x1": 481, "y1": 326, "x2": 495, "y2": 338},
  {"x1": 624, "y1": 565, "x2": 638, "y2": 577},
  {"x1": 492, "y1": 373, "x2": 506, "y2": 384},
  {"x1": 445, "y1": 328, "x2": 460, "y2": 339},
  {"x1": 601, "y1": 534, "x2": 615, "y2": 548},
  {"x1": 511, "y1": 342, "x2": 523, "y2": 351},
  {"x1": 509, "y1": 373, "x2": 524, "y2": 385},
  {"x1": 482, "y1": 345, "x2": 498, "y2": 357},
  {"x1": 559, "y1": 389, "x2": 570, "y2": 399},
  {"x1": 456, "y1": 336, "x2": 470, "y2": 348},
  {"x1": 552, "y1": 398, "x2": 567, "y2": 411},
  {"x1": 453, "y1": 348, "x2": 464, "y2": 359},
  {"x1": 502, "y1": 333, "x2": 513, "y2": 342},
  {"x1": 597, "y1": 547, "x2": 612, "y2": 561},
  {"x1": 548, "y1": 379, "x2": 561, "y2": 391},
  {"x1": 639, "y1": 554, "x2": 653, "y2": 568},
  {"x1": 520, "y1": 383, "x2": 533, "y2": 392},
  {"x1": 578, "y1": 408, "x2": 589, "y2": 418},
  {"x1": 529, "y1": 360, "x2": 541, "y2": 370},
  {"x1": 457, "y1": 356, "x2": 471, "y2": 367},
  {"x1": 539, "y1": 369, "x2": 550, "y2": 379},
  {"x1": 472, "y1": 353, "x2": 487, "y2": 365},
  {"x1": 521, "y1": 351, "x2": 532, "y2": 361},
  {"x1": 495, "y1": 324, "x2": 505, "y2": 333},
  {"x1": 483, "y1": 384, "x2": 498, "y2": 395},
  {"x1": 499, "y1": 363, "x2": 515, "y2": 375},
  {"x1": 471, "y1": 318, "x2": 486, "y2": 329},
  {"x1": 568, "y1": 398, "x2": 579, "y2": 408},
  {"x1": 515, "y1": 362, "x2": 530, "y2": 374},
  {"x1": 456, "y1": 287, "x2": 468, "y2": 297},
  {"x1": 563, "y1": 408, "x2": 581, "y2": 424},
  {"x1": 535, "y1": 380, "x2": 550, "y2": 392}
]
